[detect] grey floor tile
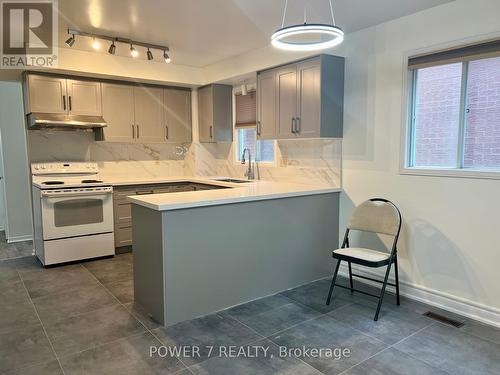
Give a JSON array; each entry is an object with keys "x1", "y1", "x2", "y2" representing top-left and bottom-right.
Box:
[
  {"x1": 124, "y1": 302, "x2": 161, "y2": 330},
  {"x1": 0, "y1": 242, "x2": 21, "y2": 260},
  {"x1": 0, "y1": 259, "x2": 20, "y2": 286},
  {"x1": 105, "y1": 277, "x2": 134, "y2": 303},
  {"x1": 280, "y1": 278, "x2": 353, "y2": 314},
  {"x1": 0, "y1": 297, "x2": 40, "y2": 335},
  {"x1": 33, "y1": 283, "x2": 118, "y2": 323},
  {"x1": 0, "y1": 279, "x2": 29, "y2": 303},
  {"x1": 22, "y1": 265, "x2": 99, "y2": 298},
  {"x1": 222, "y1": 294, "x2": 296, "y2": 321},
  {"x1": 342, "y1": 347, "x2": 449, "y2": 375},
  {"x1": 13, "y1": 256, "x2": 44, "y2": 277},
  {"x1": 83, "y1": 255, "x2": 133, "y2": 284},
  {"x1": 5, "y1": 360, "x2": 63, "y2": 375},
  {"x1": 188, "y1": 338, "x2": 321, "y2": 375},
  {"x1": 458, "y1": 318, "x2": 500, "y2": 344},
  {"x1": 395, "y1": 322, "x2": 500, "y2": 375},
  {"x1": 45, "y1": 304, "x2": 146, "y2": 357},
  {"x1": 152, "y1": 313, "x2": 263, "y2": 366},
  {"x1": 60, "y1": 332, "x2": 185, "y2": 375},
  {"x1": 13, "y1": 240, "x2": 34, "y2": 257},
  {"x1": 270, "y1": 315, "x2": 388, "y2": 375},
  {"x1": 328, "y1": 302, "x2": 433, "y2": 344},
  {"x1": 0, "y1": 322, "x2": 56, "y2": 373},
  {"x1": 224, "y1": 301, "x2": 322, "y2": 337}
]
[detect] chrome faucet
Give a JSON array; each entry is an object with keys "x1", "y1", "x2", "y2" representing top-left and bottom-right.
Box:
[{"x1": 241, "y1": 148, "x2": 255, "y2": 180}]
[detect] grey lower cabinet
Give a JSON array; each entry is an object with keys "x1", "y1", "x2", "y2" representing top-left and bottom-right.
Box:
[
  {"x1": 113, "y1": 182, "x2": 228, "y2": 250},
  {"x1": 257, "y1": 54, "x2": 345, "y2": 140},
  {"x1": 198, "y1": 84, "x2": 233, "y2": 143}
]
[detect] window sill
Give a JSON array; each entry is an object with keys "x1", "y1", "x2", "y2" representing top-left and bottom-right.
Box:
[{"x1": 400, "y1": 167, "x2": 500, "y2": 180}]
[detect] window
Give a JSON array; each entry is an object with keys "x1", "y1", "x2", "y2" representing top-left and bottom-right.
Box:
[
  {"x1": 237, "y1": 127, "x2": 275, "y2": 162},
  {"x1": 234, "y1": 91, "x2": 275, "y2": 163},
  {"x1": 406, "y1": 40, "x2": 500, "y2": 174}
]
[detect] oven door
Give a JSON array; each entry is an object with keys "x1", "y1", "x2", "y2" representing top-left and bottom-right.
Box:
[{"x1": 40, "y1": 188, "x2": 114, "y2": 240}]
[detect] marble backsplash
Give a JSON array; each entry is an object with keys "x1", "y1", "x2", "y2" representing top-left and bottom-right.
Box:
[{"x1": 27, "y1": 130, "x2": 341, "y2": 187}]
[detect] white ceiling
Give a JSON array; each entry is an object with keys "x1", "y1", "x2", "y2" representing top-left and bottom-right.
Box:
[{"x1": 57, "y1": 0, "x2": 454, "y2": 67}]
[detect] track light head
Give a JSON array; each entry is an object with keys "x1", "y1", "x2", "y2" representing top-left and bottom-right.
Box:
[
  {"x1": 147, "y1": 48, "x2": 154, "y2": 61},
  {"x1": 65, "y1": 34, "x2": 75, "y2": 47},
  {"x1": 108, "y1": 41, "x2": 116, "y2": 55},
  {"x1": 163, "y1": 51, "x2": 171, "y2": 64},
  {"x1": 92, "y1": 37, "x2": 100, "y2": 50},
  {"x1": 130, "y1": 44, "x2": 138, "y2": 58}
]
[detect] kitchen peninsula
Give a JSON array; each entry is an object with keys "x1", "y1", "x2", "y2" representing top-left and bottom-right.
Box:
[{"x1": 128, "y1": 179, "x2": 340, "y2": 326}]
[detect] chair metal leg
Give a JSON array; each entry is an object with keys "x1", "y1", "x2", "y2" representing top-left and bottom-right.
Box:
[
  {"x1": 348, "y1": 262, "x2": 354, "y2": 294},
  {"x1": 374, "y1": 261, "x2": 392, "y2": 321},
  {"x1": 326, "y1": 260, "x2": 341, "y2": 305},
  {"x1": 394, "y1": 254, "x2": 400, "y2": 306}
]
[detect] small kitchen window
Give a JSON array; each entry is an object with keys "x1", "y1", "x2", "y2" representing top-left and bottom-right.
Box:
[
  {"x1": 403, "y1": 39, "x2": 500, "y2": 178},
  {"x1": 234, "y1": 90, "x2": 275, "y2": 163}
]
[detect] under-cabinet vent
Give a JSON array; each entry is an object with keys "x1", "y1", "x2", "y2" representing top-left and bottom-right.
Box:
[{"x1": 423, "y1": 311, "x2": 464, "y2": 328}]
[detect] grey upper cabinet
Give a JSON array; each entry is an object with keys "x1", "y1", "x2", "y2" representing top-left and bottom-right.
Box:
[
  {"x1": 27, "y1": 75, "x2": 67, "y2": 114},
  {"x1": 198, "y1": 84, "x2": 232, "y2": 143},
  {"x1": 66, "y1": 79, "x2": 102, "y2": 116},
  {"x1": 164, "y1": 88, "x2": 192, "y2": 143},
  {"x1": 26, "y1": 74, "x2": 102, "y2": 116},
  {"x1": 134, "y1": 86, "x2": 165, "y2": 143},
  {"x1": 256, "y1": 69, "x2": 277, "y2": 139},
  {"x1": 102, "y1": 83, "x2": 135, "y2": 142},
  {"x1": 256, "y1": 54, "x2": 344, "y2": 140}
]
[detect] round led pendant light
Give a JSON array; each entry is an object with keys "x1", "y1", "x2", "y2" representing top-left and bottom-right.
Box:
[{"x1": 271, "y1": 0, "x2": 344, "y2": 51}]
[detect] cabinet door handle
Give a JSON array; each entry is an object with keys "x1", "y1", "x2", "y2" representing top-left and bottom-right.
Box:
[
  {"x1": 62, "y1": 95, "x2": 66, "y2": 111},
  {"x1": 209, "y1": 125, "x2": 213, "y2": 138},
  {"x1": 257, "y1": 121, "x2": 261, "y2": 136},
  {"x1": 165, "y1": 125, "x2": 169, "y2": 139},
  {"x1": 68, "y1": 96, "x2": 72, "y2": 111},
  {"x1": 295, "y1": 117, "x2": 301, "y2": 134},
  {"x1": 291, "y1": 118, "x2": 296, "y2": 134},
  {"x1": 136, "y1": 125, "x2": 140, "y2": 139},
  {"x1": 132, "y1": 125, "x2": 135, "y2": 139}
]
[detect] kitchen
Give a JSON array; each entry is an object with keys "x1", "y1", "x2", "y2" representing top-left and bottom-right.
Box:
[{"x1": 0, "y1": 0, "x2": 499, "y2": 374}]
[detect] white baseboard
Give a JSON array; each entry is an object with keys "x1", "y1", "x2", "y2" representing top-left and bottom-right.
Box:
[
  {"x1": 7, "y1": 234, "x2": 33, "y2": 243},
  {"x1": 338, "y1": 264, "x2": 500, "y2": 328}
]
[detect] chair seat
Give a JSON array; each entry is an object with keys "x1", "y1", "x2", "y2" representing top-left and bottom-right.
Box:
[{"x1": 333, "y1": 247, "x2": 391, "y2": 264}]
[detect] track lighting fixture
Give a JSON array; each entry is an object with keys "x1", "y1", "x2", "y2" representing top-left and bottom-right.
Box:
[
  {"x1": 65, "y1": 34, "x2": 75, "y2": 47},
  {"x1": 163, "y1": 51, "x2": 171, "y2": 64},
  {"x1": 92, "y1": 37, "x2": 100, "y2": 50},
  {"x1": 130, "y1": 44, "x2": 139, "y2": 58},
  {"x1": 65, "y1": 28, "x2": 171, "y2": 63},
  {"x1": 108, "y1": 41, "x2": 116, "y2": 55}
]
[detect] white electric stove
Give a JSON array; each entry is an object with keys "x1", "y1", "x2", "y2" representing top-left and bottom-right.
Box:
[{"x1": 31, "y1": 162, "x2": 114, "y2": 265}]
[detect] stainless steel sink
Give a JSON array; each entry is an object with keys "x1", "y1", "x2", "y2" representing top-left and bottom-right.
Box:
[{"x1": 212, "y1": 178, "x2": 253, "y2": 183}]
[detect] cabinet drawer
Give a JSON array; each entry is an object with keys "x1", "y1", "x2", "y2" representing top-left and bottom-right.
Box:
[
  {"x1": 114, "y1": 189, "x2": 137, "y2": 201},
  {"x1": 115, "y1": 222, "x2": 132, "y2": 247},
  {"x1": 114, "y1": 202, "x2": 132, "y2": 222}
]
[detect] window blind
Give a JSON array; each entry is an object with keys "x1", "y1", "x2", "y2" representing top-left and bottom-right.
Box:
[
  {"x1": 235, "y1": 91, "x2": 256, "y2": 128},
  {"x1": 408, "y1": 39, "x2": 500, "y2": 70}
]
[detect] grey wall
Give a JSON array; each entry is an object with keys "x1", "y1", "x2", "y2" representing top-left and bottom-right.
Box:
[{"x1": 0, "y1": 81, "x2": 32, "y2": 241}]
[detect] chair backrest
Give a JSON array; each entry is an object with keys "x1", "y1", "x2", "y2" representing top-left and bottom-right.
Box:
[{"x1": 348, "y1": 198, "x2": 401, "y2": 237}]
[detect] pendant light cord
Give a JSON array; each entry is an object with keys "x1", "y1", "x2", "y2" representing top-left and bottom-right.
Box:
[
  {"x1": 281, "y1": 0, "x2": 336, "y2": 28},
  {"x1": 329, "y1": 0, "x2": 336, "y2": 25},
  {"x1": 281, "y1": 0, "x2": 288, "y2": 28}
]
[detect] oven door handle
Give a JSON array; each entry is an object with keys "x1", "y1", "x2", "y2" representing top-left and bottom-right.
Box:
[{"x1": 41, "y1": 190, "x2": 112, "y2": 198}]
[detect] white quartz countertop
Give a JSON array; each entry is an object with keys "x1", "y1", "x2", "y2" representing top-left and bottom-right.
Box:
[{"x1": 126, "y1": 178, "x2": 341, "y2": 211}]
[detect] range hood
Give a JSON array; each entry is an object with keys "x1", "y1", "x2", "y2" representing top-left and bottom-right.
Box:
[{"x1": 27, "y1": 112, "x2": 107, "y2": 129}]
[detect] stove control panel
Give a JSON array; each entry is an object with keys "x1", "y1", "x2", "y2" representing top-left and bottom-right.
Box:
[{"x1": 31, "y1": 162, "x2": 99, "y2": 175}]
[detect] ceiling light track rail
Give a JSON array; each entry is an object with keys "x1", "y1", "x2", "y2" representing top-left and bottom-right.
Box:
[{"x1": 66, "y1": 28, "x2": 171, "y2": 63}]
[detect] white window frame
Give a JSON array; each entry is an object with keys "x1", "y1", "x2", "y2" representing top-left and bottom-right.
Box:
[{"x1": 400, "y1": 37, "x2": 500, "y2": 180}]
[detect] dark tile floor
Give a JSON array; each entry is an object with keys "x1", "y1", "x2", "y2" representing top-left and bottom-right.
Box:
[
  {"x1": 0, "y1": 231, "x2": 33, "y2": 260},
  {"x1": 0, "y1": 253, "x2": 499, "y2": 374}
]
